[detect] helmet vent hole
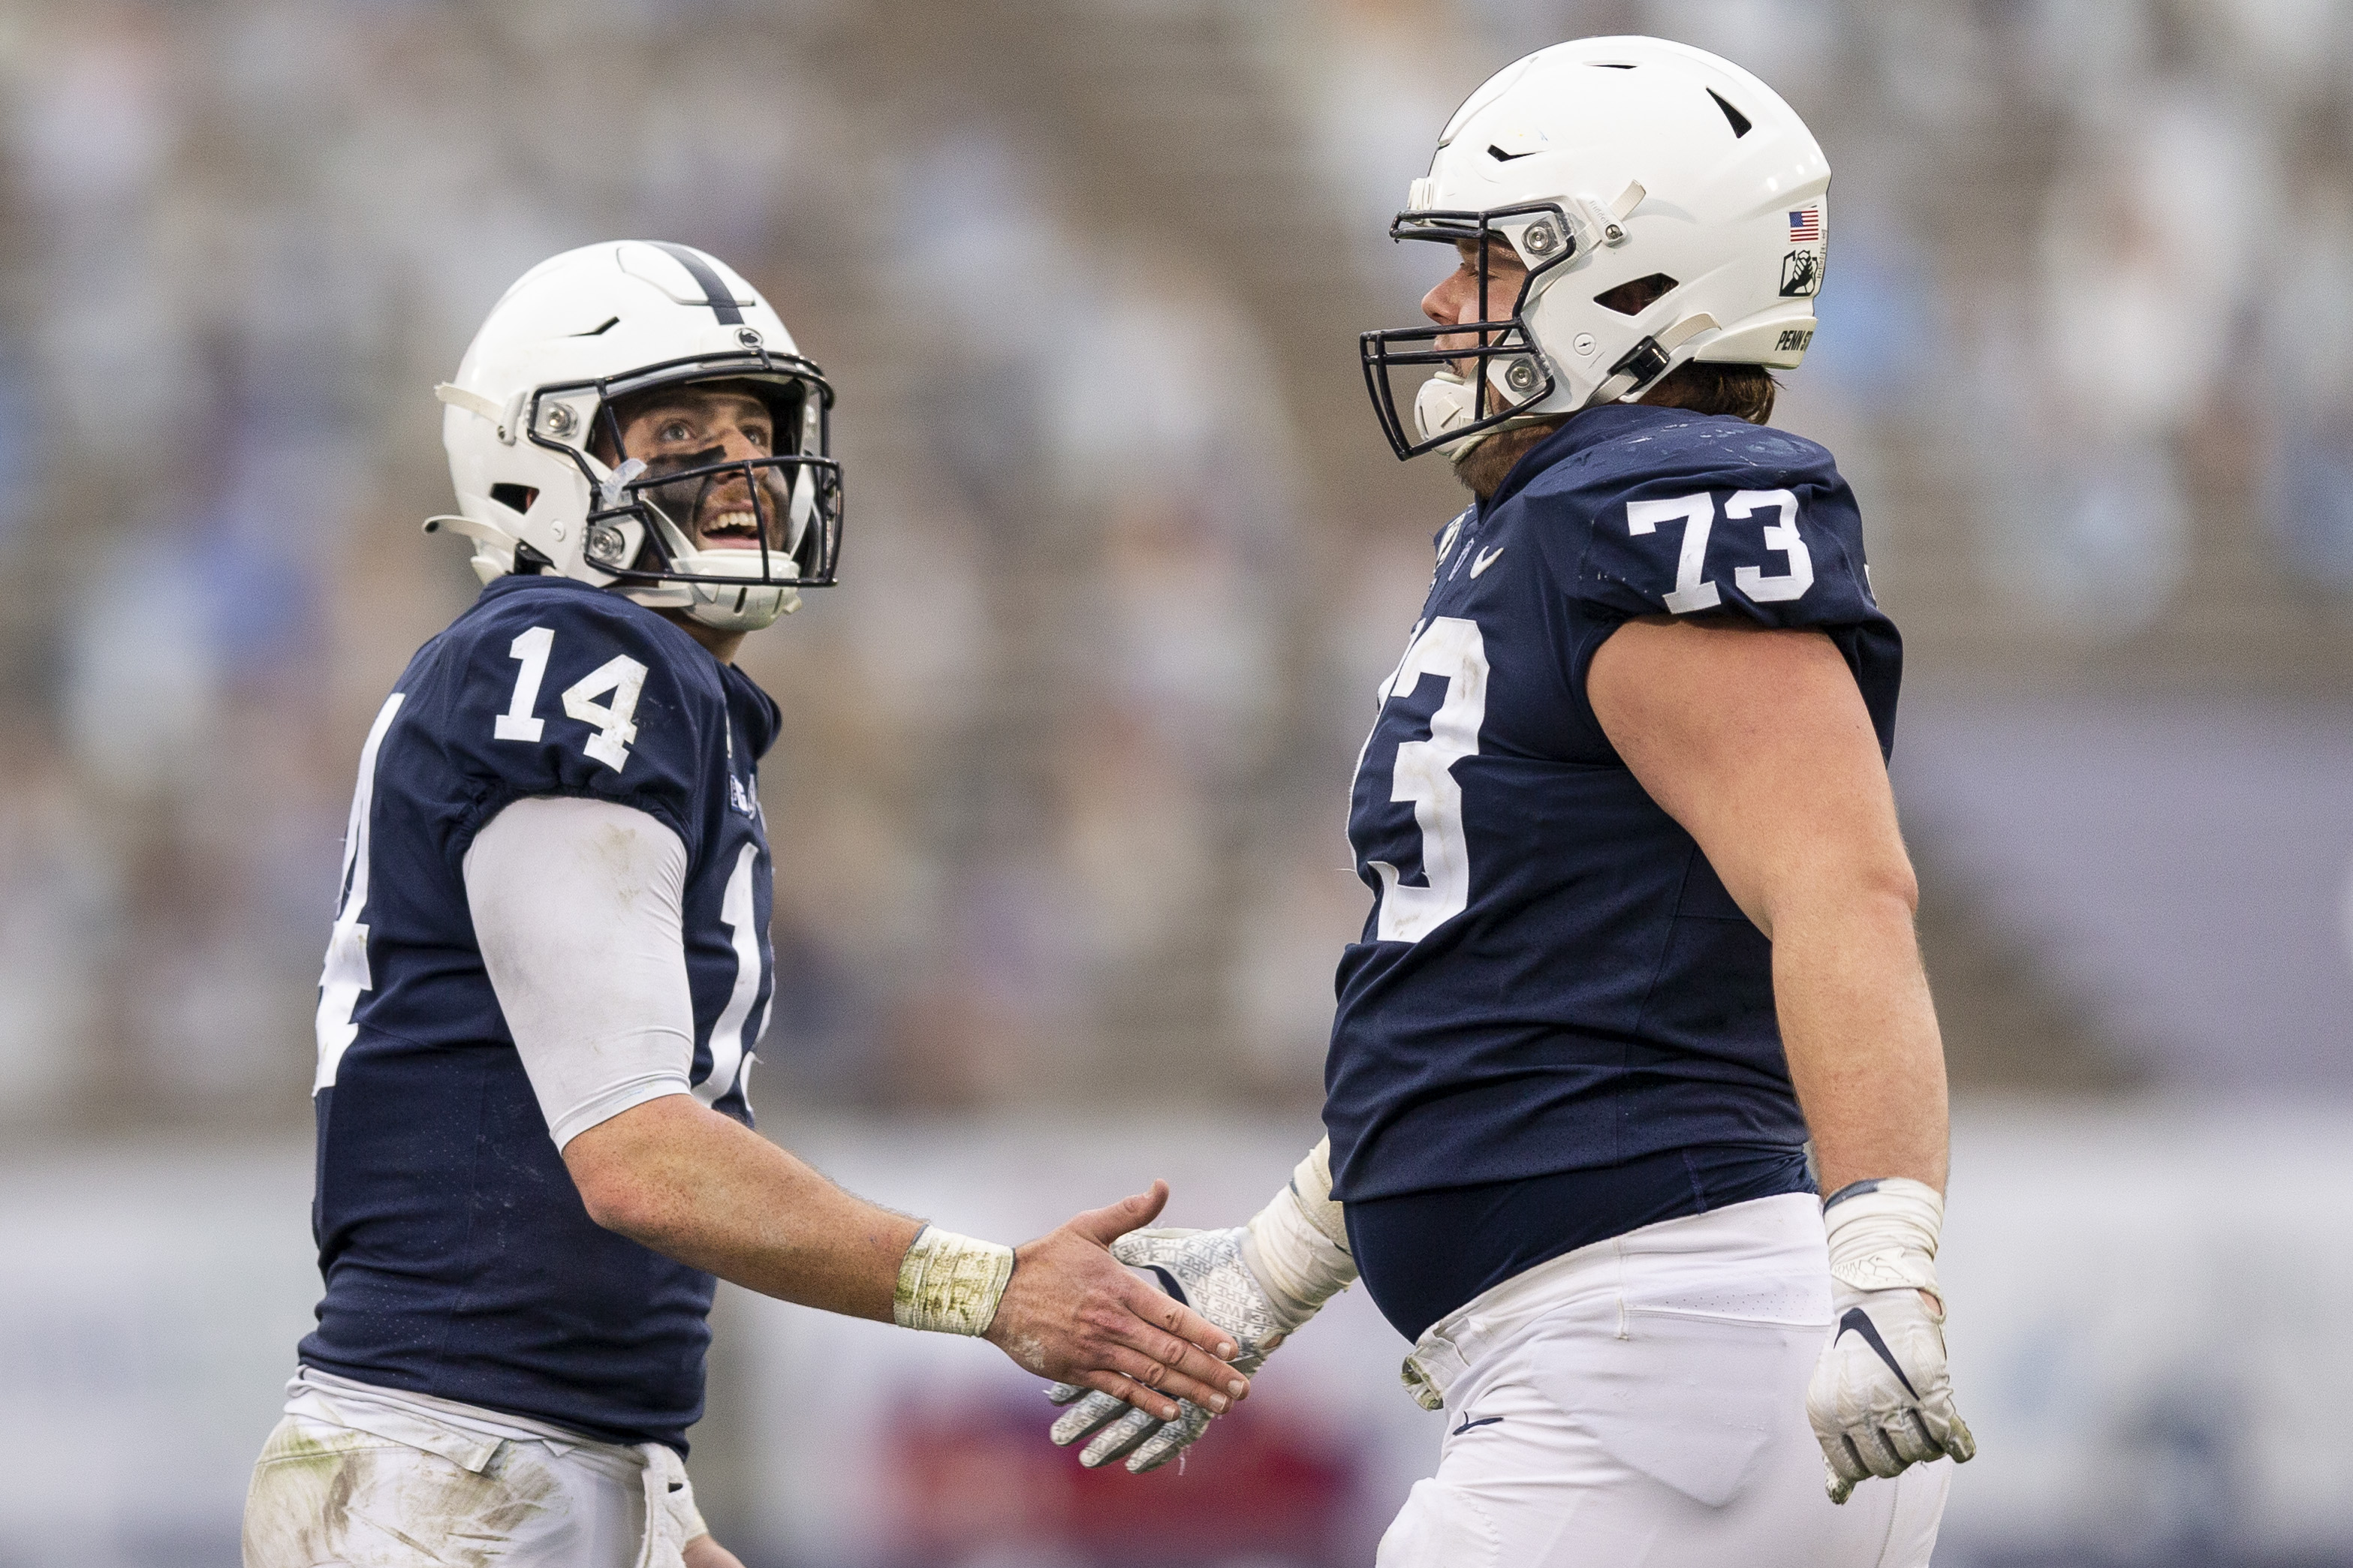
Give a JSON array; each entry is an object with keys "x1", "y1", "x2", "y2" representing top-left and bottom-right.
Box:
[
  {"x1": 571, "y1": 316, "x2": 620, "y2": 337},
  {"x1": 490, "y1": 483, "x2": 539, "y2": 514},
  {"x1": 1590, "y1": 62, "x2": 1636, "y2": 69},
  {"x1": 1708, "y1": 89, "x2": 1752, "y2": 137},
  {"x1": 1594, "y1": 275, "x2": 1680, "y2": 316}
]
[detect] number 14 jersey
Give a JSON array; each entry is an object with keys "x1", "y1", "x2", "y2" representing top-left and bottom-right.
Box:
[
  {"x1": 1324, "y1": 405, "x2": 1901, "y2": 1205},
  {"x1": 303, "y1": 573, "x2": 779, "y2": 1451}
]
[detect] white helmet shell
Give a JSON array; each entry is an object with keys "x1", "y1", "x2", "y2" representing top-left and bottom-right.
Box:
[
  {"x1": 1362, "y1": 37, "x2": 1830, "y2": 459},
  {"x1": 429, "y1": 241, "x2": 840, "y2": 631}
]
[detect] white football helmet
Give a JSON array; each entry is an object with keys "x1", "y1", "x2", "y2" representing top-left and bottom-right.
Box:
[
  {"x1": 429, "y1": 241, "x2": 841, "y2": 632},
  {"x1": 1360, "y1": 37, "x2": 1831, "y2": 461}
]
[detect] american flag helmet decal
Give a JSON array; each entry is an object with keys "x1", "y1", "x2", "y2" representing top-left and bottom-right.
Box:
[{"x1": 1787, "y1": 206, "x2": 1822, "y2": 242}]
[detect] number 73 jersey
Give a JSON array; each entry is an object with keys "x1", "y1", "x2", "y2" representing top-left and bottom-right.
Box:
[
  {"x1": 1324, "y1": 405, "x2": 1902, "y2": 1206},
  {"x1": 301, "y1": 573, "x2": 780, "y2": 1449}
]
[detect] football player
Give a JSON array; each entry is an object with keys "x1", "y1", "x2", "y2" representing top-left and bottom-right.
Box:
[
  {"x1": 1046, "y1": 38, "x2": 1972, "y2": 1565},
  {"x1": 243, "y1": 242, "x2": 1249, "y2": 1568}
]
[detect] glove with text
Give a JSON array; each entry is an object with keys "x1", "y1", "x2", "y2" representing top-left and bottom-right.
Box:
[
  {"x1": 1047, "y1": 1141, "x2": 1356, "y2": 1473},
  {"x1": 1806, "y1": 1177, "x2": 1978, "y2": 1503}
]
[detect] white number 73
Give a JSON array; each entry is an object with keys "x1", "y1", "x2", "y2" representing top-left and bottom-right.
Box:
[
  {"x1": 1360, "y1": 616, "x2": 1490, "y2": 945},
  {"x1": 1625, "y1": 488, "x2": 1813, "y2": 612}
]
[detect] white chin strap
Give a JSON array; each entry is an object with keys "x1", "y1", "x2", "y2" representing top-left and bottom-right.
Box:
[
  {"x1": 626, "y1": 465, "x2": 816, "y2": 634},
  {"x1": 680, "y1": 564, "x2": 800, "y2": 632},
  {"x1": 1414, "y1": 309, "x2": 1728, "y2": 465},
  {"x1": 1413, "y1": 371, "x2": 1481, "y2": 459},
  {"x1": 1414, "y1": 368, "x2": 1554, "y2": 466}
]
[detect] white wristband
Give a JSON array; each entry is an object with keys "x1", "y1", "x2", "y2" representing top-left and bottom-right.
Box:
[
  {"x1": 1822, "y1": 1176, "x2": 1944, "y2": 1298},
  {"x1": 893, "y1": 1225, "x2": 1016, "y2": 1336},
  {"x1": 1241, "y1": 1138, "x2": 1357, "y2": 1330}
]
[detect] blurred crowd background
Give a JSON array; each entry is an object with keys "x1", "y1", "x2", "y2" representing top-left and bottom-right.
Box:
[{"x1": 2, "y1": 1, "x2": 2351, "y2": 1565}]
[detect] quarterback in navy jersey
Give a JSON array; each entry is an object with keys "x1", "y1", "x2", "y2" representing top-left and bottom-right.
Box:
[
  {"x1": 1047, "y1": 38, "x2": 1973, "y2": 1567},
  {"x1": 243, "y1": 243, "x2": 1250, "y2": 1568}
]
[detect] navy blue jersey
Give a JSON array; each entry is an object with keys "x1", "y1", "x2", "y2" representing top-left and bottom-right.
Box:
[
  {"x1": 1325, "y1": 404, "x2": 1900, "y2": 1206},
  {"x1": 300, "y1": 574, "x2": 779, "y2": 1452}
]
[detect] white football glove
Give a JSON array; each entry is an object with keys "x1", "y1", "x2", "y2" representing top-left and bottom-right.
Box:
[
  {"x1": 1047, "y1": 1226, "x2": 1295, "y2": 1470},
  {"x1": 1806, "y1": 1178, "x2": 1977, "y2": 1503},
  {"x1": 1047, "y1": 1141, "x2": 1357, "y2": 1473}
]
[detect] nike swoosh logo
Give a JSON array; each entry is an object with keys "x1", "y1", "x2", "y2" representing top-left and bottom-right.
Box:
[
  {"x1": 1834, "y1": 1307, "x2": 1919, "y2": 1398},
  {"x1": 1451, "y1": 1413, "x2": 1503, "y2": 1435},
  {"x1": 1487, "y1": 144, "x2": 1539, "y2": 162},
  {"x1": 1470, "y1": 545, "x2": 1506, "y2": 578}
]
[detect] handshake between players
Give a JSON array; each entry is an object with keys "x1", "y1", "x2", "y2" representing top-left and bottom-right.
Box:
[
  {"x1": 252, "y1": 31, "x2": 1978, "y2": 1568},
  {"x1": 559, "y1": 1091, "x2": 1255, "y2": 1430}
]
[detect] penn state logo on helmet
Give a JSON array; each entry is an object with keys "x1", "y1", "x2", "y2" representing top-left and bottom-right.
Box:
[
  {"x1": 427, "y1": 241, "x2": 843, "y2": 632},
  {"x1": 1360, "y1": 37, "x2": 1831, "y2": 462}
]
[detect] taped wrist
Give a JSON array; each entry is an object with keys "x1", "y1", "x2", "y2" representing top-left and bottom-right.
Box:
[
  {"x1": 1242, "y1": 1138, "x2": 1357, "y2": 1332},
  {"x1": 1822, "y1": 1176, "x2": 1944, "y2": 1300},
  {"x1": 893, "y1": 1224, "x2": 1015, "y2": 1336}
]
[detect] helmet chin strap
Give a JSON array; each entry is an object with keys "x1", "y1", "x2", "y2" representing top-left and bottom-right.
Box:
[
  {"x1": 593, "y1": 454, "x2": 813, "y2": 633},
  {"x1": 1415, "y1": 369, "x2": 1559, "y2": 466},
  {"x1": 684, "y1": 579, "x2": 799, "y2": 632},
  {"x1": 685, "y1": 466, "x2": 813, "y2": 631},
  {"x1": 1418, "y1": 309, "x2": 1727, "y2": 464},
  {"x1": 664, "y1": 477, "x2": 804, "y2": 634}
]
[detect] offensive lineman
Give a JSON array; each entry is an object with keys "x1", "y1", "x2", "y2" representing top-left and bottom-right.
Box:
[
  {"x1": 243, "y1": 242, "x2": 1248, "y2": 1568},
  {"x1": 1046, "y1": 39, "x2": 1972, "y2": 1564}
]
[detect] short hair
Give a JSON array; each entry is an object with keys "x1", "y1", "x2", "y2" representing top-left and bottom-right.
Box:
[{"x1": 1640, "y1": 360, "x2": 1778, "y2": 426}]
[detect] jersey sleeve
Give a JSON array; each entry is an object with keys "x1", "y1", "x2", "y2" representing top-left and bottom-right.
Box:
[
  {"x1": 412, "y1": 588, "x2": 714, "y2": 875},
  {"x1": 1565, "y1": 434, "x2": 1881, "y2": 632}
]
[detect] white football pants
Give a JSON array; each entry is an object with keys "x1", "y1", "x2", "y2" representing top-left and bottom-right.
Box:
[
  {"x1": 1377, "y1": 1193, "x2": 1950, "y2": 1568},
  {"x1": 242, "y1": 1369, "x2": 707, "y2": 1568}
]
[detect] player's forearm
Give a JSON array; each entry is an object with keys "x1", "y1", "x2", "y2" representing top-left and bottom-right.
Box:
[
  {"x1": 1767, "y1": 880, "x2": 1949, "y2": 1197},
  {"x1": 571, "y1": 1098, "x2": 1249, "y2": 1421},
  {"x1": 564, "y1": 1094, "x2": 921, "y2": 1320}
]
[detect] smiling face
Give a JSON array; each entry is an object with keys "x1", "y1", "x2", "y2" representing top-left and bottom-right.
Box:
[{"x1": 601, "y1": 382, "x2": 782, "y2": 551}]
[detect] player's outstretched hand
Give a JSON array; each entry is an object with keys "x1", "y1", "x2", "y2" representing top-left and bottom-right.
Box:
[
  {"x1": 1046, "y1": 1226, "x2": 1295, "y2": 1472},
  {"x1": 1806, "y1": 1178, "x2": 1976, "y2": 1503},
  {"x1": 984, "y1": 1182, "x2": 1251, "y2": 1426}
]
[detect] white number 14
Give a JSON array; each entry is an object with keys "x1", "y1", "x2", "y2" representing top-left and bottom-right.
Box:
[{"x1": 496, "y1": 625, "x2": 646, "y2": 772}]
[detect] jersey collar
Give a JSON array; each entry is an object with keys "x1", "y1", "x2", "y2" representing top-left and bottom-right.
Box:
[
  {"x1": 478, "y1": 573, "x2": 715, "y2": 670},
  {"x1": 1479, "y1": 403, "x2": 1696, "y2": 516}
]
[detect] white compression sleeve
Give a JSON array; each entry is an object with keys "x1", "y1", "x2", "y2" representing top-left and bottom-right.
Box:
[
  {"x1": 1241, "y1": 1137, "x2": 1357, "y2": 1329},
  {"x1": 463, "y1": 796, "x2": 697, "y2": 1149}
]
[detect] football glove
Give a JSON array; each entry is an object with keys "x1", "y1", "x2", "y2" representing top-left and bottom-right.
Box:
[
  {"x1": 1046, "y1": 1226, "x2": 1291, "y2": 1470},
  {"x1": 1047, "y1": 1141, "x2": 1356, "y2": 1473},
  {"x1": 1806, "y1": 1177, "x2": 1977, "y2": 1502}
]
